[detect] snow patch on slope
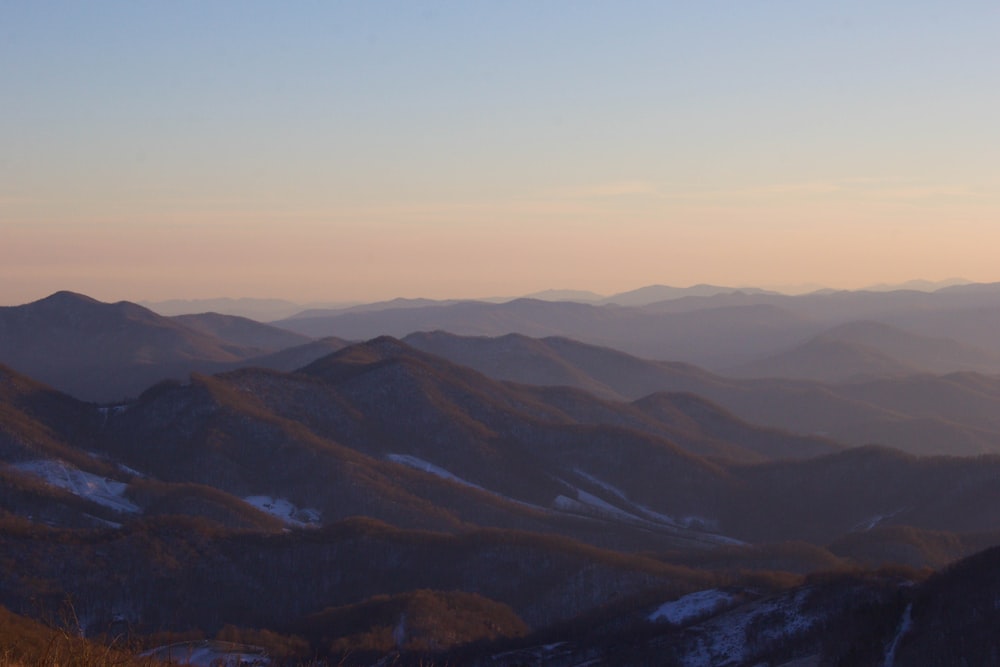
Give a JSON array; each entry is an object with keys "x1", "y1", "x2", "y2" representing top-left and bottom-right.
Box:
[
  {"x1": 117, "y1": 463, "x2": 145, "y2": 478},
  {"x1": 243, "y1": 496, "x2": 320, "y2": 527},
  {"x1": 570, "y1": 470, "x2": 743, "y2": 545},
  {"x1": 680, "y1": 587, "x2": 818, "y2": 666},
  {"x1": 386, "y1": 454, "x2": 487, "y2": 491},
  {"x1": 86, "y1": 451, "x2": 145, "y2": 478},
  {"x1": 649, "y1": 589, "x2": 735, "y2": 625},
  {"x1": 11, "y1": 460, "x2": 140, "y2": 514},
  {"x1": 575, "y1": 488, "x2": 643, "y2": 521},
  {"x1": 854, "y1": 507, "x2": 905, "y2": 531},
  {"x1": 386, "y1": 454, "x2": 551, "y2": 513}
]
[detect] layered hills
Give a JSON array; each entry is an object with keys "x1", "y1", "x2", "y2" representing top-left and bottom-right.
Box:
[
  {"x1": 271, "y1": 284, "x2": 1000, "y2": 374},
  {"x1": 7, "y1": 287, "x2": 1000, "y2": 664},
  {"x1": 4, "y1": 337, "x2": 1000, "y2": 559},
  {"x1": 9, "y1": 286, "x2": 1000, "y2": 404},
  {"x1": 405, "y1": 331, "x2": 1000, "y2": 456},
  {"x1": 728, "y1": 320, "x2": 999, "y2": 381}
]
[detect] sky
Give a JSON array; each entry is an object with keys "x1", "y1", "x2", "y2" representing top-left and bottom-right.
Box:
[{"x1": 2, "y1": 1, "x2": 999, "y2": 304}]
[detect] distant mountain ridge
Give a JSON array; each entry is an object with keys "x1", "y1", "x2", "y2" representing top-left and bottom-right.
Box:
[
  {"x1": 275, "y1": 298, "x2": 819, "y2": 369},
  {"x1": 726, "y1": 320, "x2": 1000, "y2": 381},
  {"x1": 0, "y1": 291, "x2": 319, "y2": 401},
  {"x1": 271, "y1": 282, "x2": 1000, "y2": 375},
  {"x1": 404, "y1": 331, "x2": 1000, "y2": 456},
  {"x1": 141, "y1": 296, "x2": 357, "y2": 320},
  {"x1": 598, "y1": 283, "x2": 779, "y2": 306},
  {"x1": 171, "y1": 312, "x2": 311, "y2": 350}
]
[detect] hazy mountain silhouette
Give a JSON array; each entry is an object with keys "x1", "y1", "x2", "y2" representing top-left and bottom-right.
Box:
[
  {"x1": 600, "y1": 283, "x2": 778, "y2": 306},
  {"x1": 276, "y1": 298, "x2": 818, "y2": 369},
  {"x1": 0, "y1": 292, "x2": 320, "y2": 402},
  {"x1": 520, "y1": 284, "x2": 778, "y2": 306},
  {"x1": 728, "y1": 320, "x2": 1000, "y2": 381},
  {"x1": 280, "y1": 285, "x2": 773, "y2": 321},
  {"x1": 523, "y1": 288, "x2": 605, "y2": 302},
  {"x1": 404, "y1": 331, "x2": 1000, "y2": 456},
  {"x1": 235, "y1": 336, "x2": 351, "y2": 371},
  {"x1": 172, "y1": 312, "x2": 311, "y2": 350},
  {"x1": 285, "y1": 297, "x2": 475, "y2": 320},
  {"x1": 258, "y1": 283, "x2": 1000, "y2": 380},
  {"x1": 0, "y1": 291, "x2": 253, "y2": 400},
  {"x1": 727, "y1": 337, "x2": 917, "y2": 382},
  {"x1": 862, "y1": 277, "x2": 971, "y2": 292},
  {"x1": 141, "y1": 297, "x2": 326, "y2": 320},
  {"x1": 636, "y1": 286, "x2": 1000, "y2": 366}
]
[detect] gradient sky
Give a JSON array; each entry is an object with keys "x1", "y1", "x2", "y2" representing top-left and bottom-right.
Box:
[{"x1": 2, "y1": 1, "x2": 999, "y2": 304}]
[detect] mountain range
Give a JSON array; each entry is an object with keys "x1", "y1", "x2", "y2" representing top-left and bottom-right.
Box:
[
  {"x1": 140, "y1": 284, "x2": 782, "y2": 319},
  {"x1": 271, "y1": 284, "x2": 1000, "y2": 375},
  {"x1": 7, "y1": 286, "x2": 1000, "y2": 663}
]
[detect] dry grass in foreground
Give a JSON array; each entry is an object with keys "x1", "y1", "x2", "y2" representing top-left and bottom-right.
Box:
[{"x1": 0, "y1": 604, "x2": 157, "y2": 667}]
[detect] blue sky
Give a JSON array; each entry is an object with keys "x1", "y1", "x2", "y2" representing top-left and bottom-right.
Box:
[{"x1": 2, "y1": 1, "x2": 999, "y2": 303}]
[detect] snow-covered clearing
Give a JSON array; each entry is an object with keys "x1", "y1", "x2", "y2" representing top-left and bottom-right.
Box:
[
  {"x1": 385, "y1": 456, "x2": 740, "y2": 545},
  {"x1": 386, "y1": 454, "x2": 487, "y2": 491},
  {"x1": 566, "y1": 471, "x2": 743, "y2": 545},
  {"x1": 243, "y1": 496, "x2": 321, "y2": 527},
  {"x1": 574, "y1": 469, "x2": 682, "y2": 525},
  {"x1": 575, "y1": 488, "x2": 645, "y2": 521},
  {"x1": 649, "y1": 589, "x2": 735, "y2": 625},
  {"x1": 555, "y1": 476, "x2": 660, "y2": 526},
  {"x1": 11, "y1": 460, "x2": 140, "y2": 514},
  {"x1": 679, "y1": 587, "x2": 818, "y2": 667},
  {"x1": 386, "y1": 454, "x2": 549, "y2": 511}
]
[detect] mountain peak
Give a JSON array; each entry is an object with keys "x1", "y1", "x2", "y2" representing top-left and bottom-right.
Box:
[
  {"x1": 33, "y1": 290, "x2": 103, "y2": 307},
  {"x1": 298, "y1": 336, "x2": 415, "y2": 377}
]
